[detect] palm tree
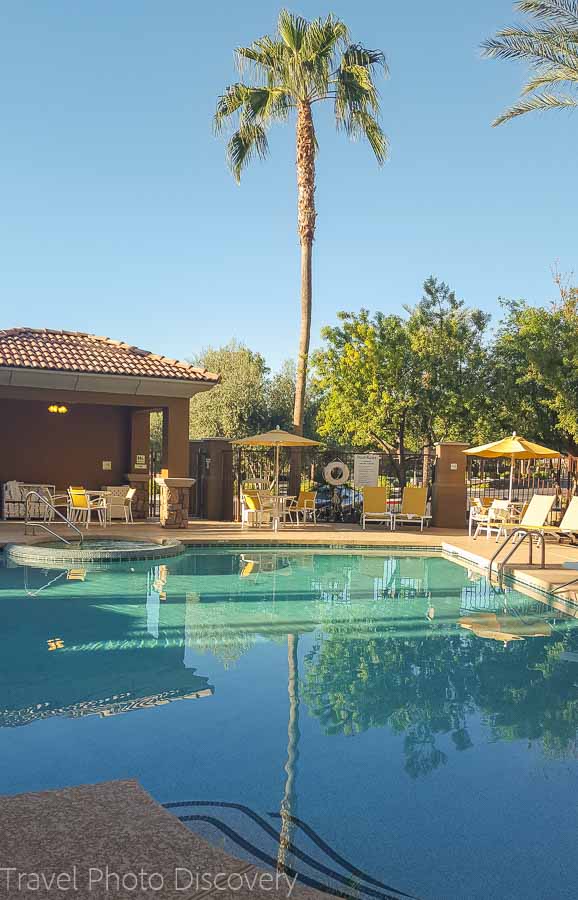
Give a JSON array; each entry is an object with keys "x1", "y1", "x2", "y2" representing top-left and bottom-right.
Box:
[
  {"x1": 214, "y1": 10, "x2": 387, "y2": 434},
  {"x1": 483, "y1": 0, "x2": 578, "y2": 125}
]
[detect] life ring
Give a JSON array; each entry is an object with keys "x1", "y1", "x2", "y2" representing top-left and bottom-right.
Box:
[{"x1": 324, "y1": 460, "x2": 350, "y2": 485}]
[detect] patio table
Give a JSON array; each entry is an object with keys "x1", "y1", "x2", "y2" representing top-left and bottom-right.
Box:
[{"x1": 268, "y1": 495, "x2": 295, "y2": 531}]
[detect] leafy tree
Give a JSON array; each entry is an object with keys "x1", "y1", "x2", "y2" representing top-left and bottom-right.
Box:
[
  {"x1": 313, "y1": 278, "x2": 491, "y2": 482},
  {"x1": 214, "y1": 10, "x2": 387, "y2": 435},
  {"x1": 489, "y1": 281, "x2": 578, "y2": 451},
  {"x1": 266, "y1": 359, "x2": 319, "y2": 436},
  {"x1": 188, "y1": 343, "x2": 317, "y2": 441},
  {"x1": 483, "y1": 0, "x2": 578, "y2": 125},
  {"x1": 189, "y1": 341, "x2": 269, "y2": 439},
  {"x1": 406, "y1": 277, "x2": 490, "y2": 445},
  {"x1": 313, "y1": 308, "x2": 421, "y2": 485}
]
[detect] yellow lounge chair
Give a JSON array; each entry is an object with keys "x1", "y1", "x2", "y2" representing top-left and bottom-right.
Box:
[
  {"x1": 511, "y1": 495, "x2": 578, "y2": 542},
  {"x1": 486, "y1": 493, "x2": 556, "y2": 543},
  {"x1": 361, "y1": 486, "x2": 391, "y2": 530},
  {"x1": 392, "y1": 486, "x2": 431, "y2": 531}
]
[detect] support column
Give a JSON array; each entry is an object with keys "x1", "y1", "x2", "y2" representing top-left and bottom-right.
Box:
[
  {"x1": 431, "y1": 442, "x2": 469, "y2": 529},
  {"x1": 130, "y1": 409, "x2": 151, "y2": 473},
  {"x1": 125, "y1": 473, "x2": 149, "y2": 520},
  {"x1": 163, "y1": 399, "x2": 190, "y2": 477},
  {"x1": 155, "y1": 476, "x2": 195, "y2": 529}
]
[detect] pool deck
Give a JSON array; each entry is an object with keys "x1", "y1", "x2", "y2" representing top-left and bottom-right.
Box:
[
  {"x1": 0, "y1": 780, "x2": 333, "y2": 899},
  {"x1": 2, "y1": 518, "x2": 578, "y2": 605}
]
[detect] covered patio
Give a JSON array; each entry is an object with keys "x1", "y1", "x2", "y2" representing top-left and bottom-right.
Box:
[{"x1": 0, "y1": 328, "x2": 219, "y2": 527}]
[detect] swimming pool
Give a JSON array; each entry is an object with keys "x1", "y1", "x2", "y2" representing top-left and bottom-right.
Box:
[{"x1": 1, "y1": 547, "x2": 577, "y2": 899}]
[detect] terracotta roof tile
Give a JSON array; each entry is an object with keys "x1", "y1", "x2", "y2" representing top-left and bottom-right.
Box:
[{"x1": 0, "y1": 328, "x2": 220, "y2": 383}]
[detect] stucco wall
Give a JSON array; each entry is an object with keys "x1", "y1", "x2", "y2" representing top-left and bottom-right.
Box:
[{"x1": 0, "y1": 399, "x2": 131, "y2": 489}]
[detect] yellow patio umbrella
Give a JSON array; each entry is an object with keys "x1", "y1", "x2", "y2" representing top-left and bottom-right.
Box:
[
  {"x1": 233, "y1": 427, "x2": 320, "y2": 494},
  {"x1": 463, "y1": 432, "x2": 562, "y2": 501}
]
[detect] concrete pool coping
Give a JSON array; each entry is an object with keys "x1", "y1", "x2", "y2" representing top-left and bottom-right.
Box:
[{"x1": 0, "y1": 780, "x2": 337, "y2": 899}]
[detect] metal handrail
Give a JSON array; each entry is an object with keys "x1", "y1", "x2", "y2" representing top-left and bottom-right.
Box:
[
  {"x1": 489, "y1": 527, "x2": 545, "y2": 586},
  {"x1": 24, "y1": 490, "x2": 83, "y2": 545}
]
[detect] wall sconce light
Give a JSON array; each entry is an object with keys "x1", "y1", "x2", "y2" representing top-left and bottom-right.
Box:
[{"x1": 48, "y1": 404, "x2": 68, "y2": 414}]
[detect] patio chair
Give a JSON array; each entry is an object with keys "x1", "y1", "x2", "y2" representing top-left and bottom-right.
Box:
[
  {"x1": 468, "y1": 497, "x2": 494, "y2": 536},
  {"x1": 392, "y1": 486, "x2": 431, "y2": 531},
  {"x1": 361, "y1": 487, "x2": 391, "y2": 530},
  {"x1": 123, "y1": 487, "x2": 136, "y2": 523},
  {"x1": 286, "y1": 491, "x2": 317, "y2": 524},
  {"x1": 241, "y1": 491, "x2": 270, "y2": 528},
  {"x1": 486, "y1": 494, "x2": 556, "y2": 544},
  {"x1": 67, "y1": 487, "x2": 107, "y2": 529},
  {"x1": 509, "y1": 495, "x2": 578, "y2": 543},
  {"x1": 473, "y1": 499, "x2": 511, "y2": 540}
]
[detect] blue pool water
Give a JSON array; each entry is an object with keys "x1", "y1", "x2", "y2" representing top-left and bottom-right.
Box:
[{"x1": 1, "y1": 547, "x2": 578, "y2": 899}]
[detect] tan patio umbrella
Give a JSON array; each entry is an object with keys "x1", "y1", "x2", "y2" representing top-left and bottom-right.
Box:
[
  {"x1": 458, "y1": 613, "x2": 552, "y2": 645},
  {"x1": 463, "y1": 432, "x2": 562, "y2": 501},
  {"x1": 233, "y1": 427, "x2": 320, "y2": 494}
]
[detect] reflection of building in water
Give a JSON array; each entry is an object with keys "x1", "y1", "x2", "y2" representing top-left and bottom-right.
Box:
[{"x1": 146, "y1": 565, "x2": 168, "y2": 638}]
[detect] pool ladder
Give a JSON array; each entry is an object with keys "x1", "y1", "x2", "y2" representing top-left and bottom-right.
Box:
[
  {"x1": 24, "y1": 490, "x2": 83, "y2": 546},
  {"x1": 489, "y1": 528, "x2": 545, "y2": 587}
]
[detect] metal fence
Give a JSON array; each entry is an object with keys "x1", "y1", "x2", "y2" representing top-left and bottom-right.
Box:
[
  {"x1": 466, "y1": 455, "x2": 578, "y2": 511},
  {"x1": 233, "y1": 446, "x2": 432, "y2": 523}
]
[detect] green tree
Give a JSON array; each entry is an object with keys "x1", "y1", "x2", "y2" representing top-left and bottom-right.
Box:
[
  {"x1": 214, "y1": 10, "x2": 387, "y2": 435},
  {"x1": 313, "y1": 308, "x2": 421, "y2": 484},
  {"x1": 267, "y1": 359, "x2": 319, "y2": 436},
  {"x1": 490, "y1": 286, "x2": 578, "y2": 452},
  {"x1": 483, "y1": 0, "x2": 578, "y2": 125},
  {"x1": 406, "y1": 277, "x2": 490, "y2": 445},
  {"x1": 189, "y1": 341, "x2": 269, "y2": 439},
  {"x1": 313, "y1": 278, "x2": 491, "y2": 482}
]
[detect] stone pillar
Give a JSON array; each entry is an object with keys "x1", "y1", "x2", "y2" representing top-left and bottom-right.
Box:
[
  {"x1": 431, "y1": 442, "x2": 469, "y2": 529},
  {"x1": 156, "y1": 476, "x2": 195, "y2": 529},
  {"x1": 125, "y1": 473, "x2": 149, "y2": 520}
]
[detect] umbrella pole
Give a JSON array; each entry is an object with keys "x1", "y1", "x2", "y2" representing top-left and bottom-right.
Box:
[
  {"x1": 275, "y1": 444, "x2": 280, "y2": 495},
  {"x1": 509, "y1": 454, "x2": 514, "y2": 502}
]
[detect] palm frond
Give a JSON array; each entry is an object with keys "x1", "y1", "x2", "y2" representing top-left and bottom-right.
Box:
[
  {"x1": 492, "y1": 90, "x2": 578, "y2": 124},
  {"x1": 344, "y1": 109, "x2": 389, "y2": 163},
  {"x1": 214, "y1": 83, "x2": 250, "y2": 132},
  {"x1": 278, "y1": 9, "x2": 308, "y2": 52},
  {"x1": 226, "y1": 123, "x2": 269, "y2": 182},
  {"x1": 521, "y1": 62, "x2": 578, "y2": 90},
  {"x1": 342, "y1": 44, "x2": 388, "y2": 76},
  {"x1": 483, "y1": 2, "x2": 578, "y2": 123},
  {"x1": 482, "y1": 28, "x2": 578, "y2": 70},
  {"x1": 303, "y1": 14, "x2": 349, "y2": 62},
  {"x1": 516, "y1": 0, "x2": 578, "y2": 27}
]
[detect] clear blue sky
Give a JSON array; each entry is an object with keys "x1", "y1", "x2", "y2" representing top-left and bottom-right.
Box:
[{"x1": 1, "y1": 1, "x2": 575, "y2": 370}]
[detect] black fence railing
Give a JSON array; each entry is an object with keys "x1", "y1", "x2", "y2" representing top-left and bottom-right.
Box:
[
  {"x1": 466, "y1": 455, "x2": 578, "y2": 515},
  {"x1": 233, "y1": 447, "x2": 432, "y2": 523}
]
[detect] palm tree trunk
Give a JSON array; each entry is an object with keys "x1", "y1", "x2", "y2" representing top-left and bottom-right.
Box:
[
  {"x1": 277, "y1": 633, "x2": 300, "y2": 873},
  {"x1": 292, "y1": 101, "x2": 316, "y2": 436}
]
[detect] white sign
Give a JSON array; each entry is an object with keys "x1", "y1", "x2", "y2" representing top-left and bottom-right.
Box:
[
  {"x1": 135, "y1": 454, "x2": 147, "y2": 470},
  {"x1": 102, "y1": 460, "x2": 112, "y2": 471},
  {"x1": 353, "y1": 453, "x2": 380, "y2": 487}
]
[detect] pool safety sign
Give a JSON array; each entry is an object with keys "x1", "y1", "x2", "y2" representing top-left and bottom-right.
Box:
[{"x1": 353, "y1": 453, "x2": 380, "y2": 487}]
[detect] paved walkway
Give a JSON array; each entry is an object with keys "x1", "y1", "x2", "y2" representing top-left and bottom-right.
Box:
[{"x1": 0, "y1": 780, "x2": 336, "y2": 899}]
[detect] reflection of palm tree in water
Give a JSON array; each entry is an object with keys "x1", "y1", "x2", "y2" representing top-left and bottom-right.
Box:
[{"x1": 277, "y1": 633, "x2": 300, "y2": 873}]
